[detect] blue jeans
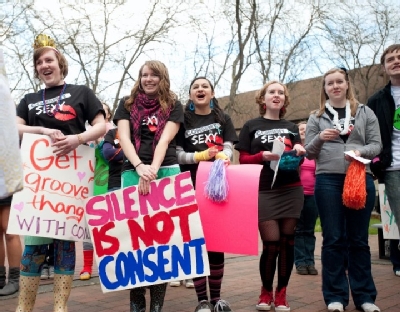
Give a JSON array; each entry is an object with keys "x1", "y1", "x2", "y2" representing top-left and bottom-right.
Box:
[
  {"x1": 315, "y1": 173, "x2": 377, "y2": 307},
  {"x1": 294, "y1": 195, "x2": 318, "y2": 267},
  {"x1": 384, "y1": 171, "x2": 400, "y2": 238},
  {"x1": 390, "y1": 239, "x2": 400, "y2": 272}
]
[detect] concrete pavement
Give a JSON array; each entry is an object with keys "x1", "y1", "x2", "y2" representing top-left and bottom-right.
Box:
[{"x1": 1, "y1": 232, "x2": 400, "y2": 312}]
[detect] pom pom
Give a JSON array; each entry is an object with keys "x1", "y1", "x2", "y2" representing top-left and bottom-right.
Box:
[
  {"x1": 204, "y1": 159, "x2": 229, "y2": 203},
  {"x1": 279, "y1": 151, "x2": 304, "y2": 171},
  {"x1": 342, "y1": 160, "x2": 366, "y2": 209}
]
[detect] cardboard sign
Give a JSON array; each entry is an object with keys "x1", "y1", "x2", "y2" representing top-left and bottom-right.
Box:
[
  {"x1": 378, "y1": 184, "x2": 399, "y2": 239},
  {"x1": 7, "y1": 133, "x2": 94, "y2": 241},
  {"x1": 85, "y1": 171, "x2": 209, "y2": 293},
  {"x1": 196, "y1": 162, "x2": 262, "y2": 255}
]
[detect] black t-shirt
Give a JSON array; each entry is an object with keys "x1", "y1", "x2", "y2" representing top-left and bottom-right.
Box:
[
  {"x1": 113, "y1": 98, "x2": 184, "y2": 172},
  {"x1": 325, "y1": 107, "x2": 355, "y2": 143},
  {"x1": 17, "y1": 84, "x2": 104, "y2": 135},
  {"x1": 177, "y1": 112, "x2": 238, "y2": 185},
  {"x1": 104, "y1": 128, "x2": 123, "y2": 190},
  {"x1": 235, "y1": 117, "x2": 301, "y2": 190}
]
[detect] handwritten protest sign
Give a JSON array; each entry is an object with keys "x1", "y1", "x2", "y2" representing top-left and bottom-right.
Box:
[
  {"x1": 85, "y1": 171, "x2": 209, "y2": 293},
  {"x1": 378, "y1": 184, "x2": 399, "y2": 239},
  {"x1": 7, "y1": 133, "x2": 94, "y2": 241},
  {"x1": 196, "y1": 162, "x2": 262, "y2": 256}
]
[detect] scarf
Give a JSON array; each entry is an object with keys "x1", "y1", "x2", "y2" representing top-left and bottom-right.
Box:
[
  {"x1": 130, "y1": 92, "x2": 172, "y2": 152},
  {"x1": 325, "y1": 100, "x2": 351, "y2": 135}
]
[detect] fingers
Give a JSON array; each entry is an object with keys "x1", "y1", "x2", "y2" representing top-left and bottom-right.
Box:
[
  {"x1": 320, "y1": 129, "x2": 339, "y2": 141},
  {"x1": 138, "y1": 178, "x2": 150, "y2": 195},
  {"x1": 51, "y1": 136, "x2": 79, "y2": 156}
]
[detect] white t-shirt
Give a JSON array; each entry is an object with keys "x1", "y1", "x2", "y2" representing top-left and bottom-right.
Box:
[{"x1": 388, "y1": 86, "x2": 400, "y2": 170}]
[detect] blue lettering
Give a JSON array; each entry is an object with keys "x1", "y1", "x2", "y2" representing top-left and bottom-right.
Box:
[
  {"x1": 98, "y1": 239, "x2": 206, "y2": 290},
  {"x1": 189, "y1": 238, "x2": 206, "y2": 274},
  {"x1": 171, "y1": 243, "x2": 191, "y2": 278},
  {"x1": 143, "y1": 247, "x2": 158, "y2": 282},
  {"x1": 157, "y1": 245, "x2": 172, "y2": 280},
  {"x1": 98, "y1": 256, "x2": 119, "y2": 290}
]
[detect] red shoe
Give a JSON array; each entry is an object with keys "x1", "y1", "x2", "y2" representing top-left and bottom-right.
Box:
[
  {"x1": 256, "y1": 286, "x2": 273, "y2": 311},
  {"x1": 275, "y1": 287, "x2": 290, "y2": 312}
]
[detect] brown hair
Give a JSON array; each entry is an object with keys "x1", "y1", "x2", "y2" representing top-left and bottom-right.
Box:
[
  {"x1": 102, "y1": 102, "x2": 112, "y2": 122},
  {"x1": 255, "y1": 81, "x2": 290, "y2": 118},
  {"x1": 380, "y1": 44, "x2": 400, "y2": 65},
  {"x1": 317, "y1": 68, "x2": 358, "y2": 117},
  {"x1": 124, "y1": 60, "x2": 176, "y2": 112},
  {"x1": 33, "y1": 47, "x2": 68, "y2": 79}
]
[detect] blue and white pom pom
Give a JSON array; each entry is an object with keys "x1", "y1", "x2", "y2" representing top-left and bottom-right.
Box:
[{"x1": 204, "y1": 159, "x2": 229, "y2": 202}]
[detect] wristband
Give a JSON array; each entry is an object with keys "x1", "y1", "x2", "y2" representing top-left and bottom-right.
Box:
[{"x1": 135, "y1": 162, "x2": 143, "y2": 169}]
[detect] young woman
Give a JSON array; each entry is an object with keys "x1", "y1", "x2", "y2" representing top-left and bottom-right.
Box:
[
  {"x1": 294, "y1": 121, "x2": 318, "y2": 276},
  {"x1": 305, "y1": 68, "x2": 381, "y2": 312},
  {"x1": 114, "y1": 60, "x2": 183, "y2": 312},
  {"x1": 15, "y1": 34, "x2": 106, "y2": 311},
  {"x1": 176, "y1": 77, "x2": 238, "y2": 312},
  {"x1": 235, "y1": 81, "x2": 306, "y2": 312}
]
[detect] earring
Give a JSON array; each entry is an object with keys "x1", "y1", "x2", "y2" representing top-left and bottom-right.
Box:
[
  {"x1": 210, "y1": 99, "x2": 214, "y2": 109},
  {"x1": 189, "y1": 101, "x2": 195, "y2": 111},
  {"x1": 262, "y1": 104, "x2": 266, "y2": 110}
]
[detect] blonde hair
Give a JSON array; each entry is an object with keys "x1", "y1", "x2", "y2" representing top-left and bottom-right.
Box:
[
  {"x1": 317, "y1": 68, "x2": 358, "y2": 117},
  {"x1": 255, "y1": 81, "x2": 290, "y2": 118},
  {"x1": 124, "y1": 60, "x2": 176, "y2": 112}
]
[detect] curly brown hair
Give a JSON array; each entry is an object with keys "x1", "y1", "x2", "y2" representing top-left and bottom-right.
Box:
[
  {"x1": 255, "y1": 81, "x2": 290, "y2": 118},
  {"x1": 124, "y1": 60, "x2": 176, "y2": 112}
]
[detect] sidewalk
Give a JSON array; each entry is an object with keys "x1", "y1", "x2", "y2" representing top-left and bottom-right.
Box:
[{"x1": 1, "y1": 233, "x2": 400, "y2": 312}]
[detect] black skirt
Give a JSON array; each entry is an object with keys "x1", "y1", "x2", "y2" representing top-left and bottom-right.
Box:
[{"x1": 258, "y1": 186, "x2": 303, "y2": 222}]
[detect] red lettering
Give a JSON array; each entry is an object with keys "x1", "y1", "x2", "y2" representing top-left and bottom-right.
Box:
[
  {"x1": 30, "y1": 138, "x2": 82, "y2": 171},
  {"x1": 55, "y1": 154, "x2": 69, "y2": 169},
  {"x1": 146, "y1": 211, "x2": 174, "y2": 245},
  {"x1": 170, "y1": 204, "x2": 198, "y2": 242},
  {"x1": 127, "y1": 217, "x2": 154, "y2": 250},
  {"x1": 30, "y1": 139, "x2": 52, "y2": 171},
  {"x1": 92, "y1": 222, "x2": 119, "y2": 257}
]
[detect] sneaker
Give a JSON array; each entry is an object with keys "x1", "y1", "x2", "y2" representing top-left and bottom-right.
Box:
[
  {"x1": 185, "y1": 279, "x2": 195, "y2": 288},
  {"x1": 48, "y1": 266, "x2": 54, "y2": 279},
  {"x1": 256, "y1": 286, "x2": 273, "y2": 311},
  {"x1": 40, "y1": 265, "x2": 49, "y2": 280},
  {"x1": 395, "y1": 270, "x2": 400, "y2": 277},
  {"x1": 213, "y1": 299, "x2": 232, "y2": 312},
  {"x1": 360, "y1": 303, "x2": 380, "y2": 312},
  {"x1": 194, "y1": 300, "x2": 214, "y2": 312},
  {"x1": 80, "y1": 272, "x2": 91, "y2": 280},
  {"x1": 307, "y1": 265, "x2": 318, "y2": 275},
  {"x1": 274, "y1": 287, "x2": 290, "y2": 312},
  {"x1": 296, "y1": 265, "x2": 308, "y2": 275},
  {"x1": 327, "y1": 302, "x2": 344, "y2": 312},
  {"x1": 169, "y1": 280, "x2": 182, "y2": 287}
]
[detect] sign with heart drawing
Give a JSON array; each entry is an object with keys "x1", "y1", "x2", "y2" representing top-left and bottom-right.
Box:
[{"x1": 7, "y1": 133, "x2": 95, "y2": 241}]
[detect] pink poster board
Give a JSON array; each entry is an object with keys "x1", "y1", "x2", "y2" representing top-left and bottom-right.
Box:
[{"x1": 196, "y1": 162, "x2": 262, "y2": 255}]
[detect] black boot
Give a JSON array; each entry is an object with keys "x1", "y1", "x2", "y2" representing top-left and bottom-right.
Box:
[
  {"x1": 149, "y1": 283, "x2": 167, "y2": 312},
  {"x1": 0, "y1": 267, "x2": 20, "y2": 296},
  {"x1": 0, "y1": 266, "x2": 5, "y2": 289},
  {"x1": 130, "y1": 287, "x2": 146, "y2": 312}
]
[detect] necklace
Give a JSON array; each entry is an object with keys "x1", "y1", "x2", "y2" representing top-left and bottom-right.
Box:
[
  {"x1": 42, "y1": 83, "x2": 67, "y2": 117},
  {"x1": 325, "y1": 100, "x2": 351, "y2": 135}
]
